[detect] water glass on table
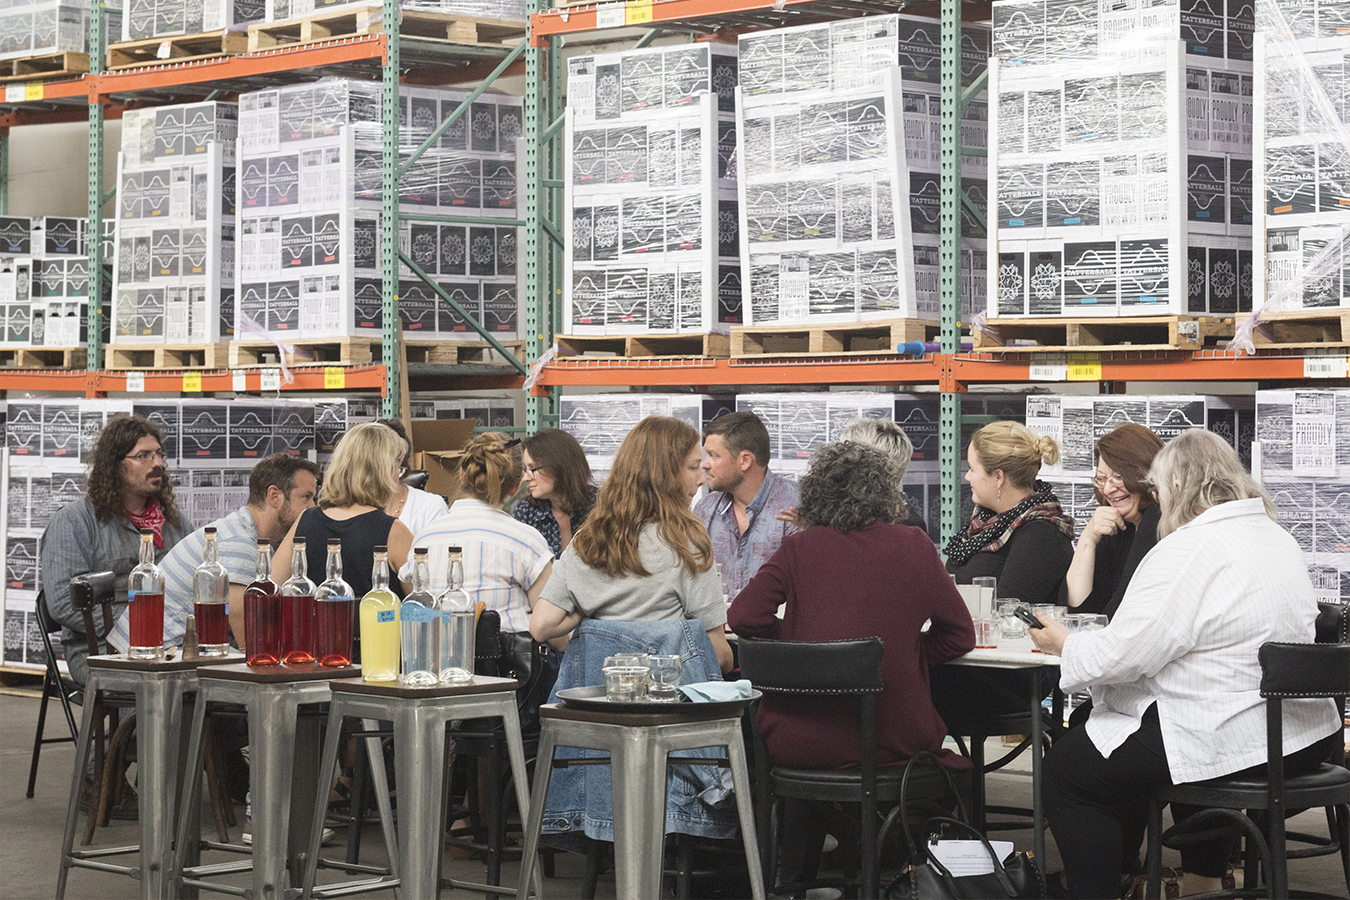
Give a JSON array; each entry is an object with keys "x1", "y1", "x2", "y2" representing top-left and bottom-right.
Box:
[
  {"x1": 603, "y1": 654, "x2": 650, "y2": 702},
  {"x1": 647, "y1": 655, "x2": 681, "y2": 702},
  {"x1": 972, "y1": 616, "x2": 997, "y2": 649},
  {"x1": 971, "y1": 576, "x2": 998, "y2": 618},
  {"x1": 995, "y1": 598, "x2": 1029, "y2": 642}
]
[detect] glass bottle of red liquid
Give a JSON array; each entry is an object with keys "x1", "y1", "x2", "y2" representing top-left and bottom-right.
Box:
[
  {"x1": 243, "y1": 540, "x2": 283, "y2": 667},
  {"x1": 127, "y1": 528, "x2": 165, "y2": 659},
  {"x1": 192, "y1": 526, "x2": 231, "y2": 656},
  {"x1": 313, "y1": 538, "x2": 354, "y2": 667},
  {"x1": 281, "y1": 538, "x2": 316, "y2": 665}
]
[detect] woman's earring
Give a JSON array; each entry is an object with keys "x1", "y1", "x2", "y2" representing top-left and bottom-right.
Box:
[{"x1": 997, "y1": 487, "x2": 1002, "y2": 503}]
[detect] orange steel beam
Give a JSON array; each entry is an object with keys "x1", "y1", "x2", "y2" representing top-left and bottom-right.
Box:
[
  {"x1": 0, "y1": 365, "x2": 389, "y2": 397},
  {"x1": 946, "y1": 351, "x2": 1319, "y2": 386},
  {"x1": 532, "y1": 355, "x2": 946, "y2": 389},
  {"x1": 532, "y1": 0, "x2": 845, "y2": 38}
]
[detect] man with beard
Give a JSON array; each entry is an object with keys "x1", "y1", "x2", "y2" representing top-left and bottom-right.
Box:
[
  {"x1": 693, "y1": 412, "x2": 799, "y2": 601},
  {"x1": 41, "y1": 414, "x2": 196, "y2": 687},
  {"x1": 108, "y1": 452, "x2": 320, "y2": 654}
]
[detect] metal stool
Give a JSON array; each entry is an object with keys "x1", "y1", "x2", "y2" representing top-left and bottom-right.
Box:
[
  {"x1": 57, "y1": 653, "x2": 237, "y2": 900},
  {"x1": 299, "y1": 675, "x2": 542, "y2": 900},
  {"x1": 517, "y1": 701, "x2": 766, "y2": 900},
  {"x1": 172, "y1": 663, "x2": 384, "y2": 899}
]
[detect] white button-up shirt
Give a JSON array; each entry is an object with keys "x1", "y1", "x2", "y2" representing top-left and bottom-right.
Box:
[{"x1": 1060, "y1": 497, "x2": 1341, "y2": 784}]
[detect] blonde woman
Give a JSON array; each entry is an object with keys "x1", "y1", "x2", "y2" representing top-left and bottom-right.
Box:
[
  {"x1": 530, "y1": 416, "x2": 733, "y2": 673},
  {"x1": 1032, "y1": 429, "x2": 1340, "y2": 899},
  {"x1": 944, "y1": 420, "x2": 1074, "y2": 605},
  {"x1": 273, "y1": 422, "x2": 413, "y2": 600}
]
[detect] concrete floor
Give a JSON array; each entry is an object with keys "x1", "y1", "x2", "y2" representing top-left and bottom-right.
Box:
[{"x1": 1, "y1": 687, "x2": 1346, "y2": 900}]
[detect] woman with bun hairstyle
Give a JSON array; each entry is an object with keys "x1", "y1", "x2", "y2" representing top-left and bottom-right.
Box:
[
  {"x1": 944, "y1": 421, "x2": 1075, "y2": 606},
  {"x1": 400, "y1": 432, "x2": 554, "y2": 636}
]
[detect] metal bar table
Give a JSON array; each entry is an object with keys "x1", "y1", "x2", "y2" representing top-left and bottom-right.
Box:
[
  {"x1": 57, "y1": 652, "x2": 243, "y2": 900},
  {"x1": 300, "y1": 675, "x2": 541, "y2": 900},
  {"x1": 172, "y1": 663, "x2": 360, "y2": 900}
]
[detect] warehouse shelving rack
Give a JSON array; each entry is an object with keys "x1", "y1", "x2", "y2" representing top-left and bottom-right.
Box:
[{"x1": 0, "y1": 0, "x2": 533, "y2": 409}]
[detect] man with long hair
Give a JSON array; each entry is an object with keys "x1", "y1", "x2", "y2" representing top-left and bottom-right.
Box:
[{"x1": 40, "y1": 414, "x2": 195, "y2": 686}]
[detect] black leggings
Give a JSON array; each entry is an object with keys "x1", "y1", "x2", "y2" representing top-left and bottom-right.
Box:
[{"x1": 1045, "y1": 704, "x2": 1339, "y2": 900}]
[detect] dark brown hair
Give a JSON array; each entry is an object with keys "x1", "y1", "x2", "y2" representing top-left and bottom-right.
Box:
[
  {"x1": 247, "y1": 453, "x2": 322, "y2": 507},
  {"x1": 1093, "y1": 423, "x2": 1165, "y2": 508},
  {"x1": 459, "y1": 432, "x2": 522, "y2": 508},
  {"x1": 85, "y1": 414, "x2": 182, "y2": 526},
  {"x1": 703, "y1": 411, "x2": 770, "y2": 469},
  {"x1": 521, "y1": 428, "x2": 593, "y2": 513}
]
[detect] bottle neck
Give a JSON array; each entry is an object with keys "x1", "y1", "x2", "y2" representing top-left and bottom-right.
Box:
[
  {"x1": 202, "y1": 537, "x2": 218, "y2": 565},
  {"x1": 371, "y1": 556, "x2": 390, "y2": 592},
  {"x1": 139, "y1": 537, "x2": 155, "y2": 567},
  {"x1": 326, "y1": 548, "x2": 343, "y2": 583},
  {"x1": 255, "y1": 547, "x2": 271, "y2": 581},
  {"x1": 448, "y1": 555, "x2": 463, "y2": 591},
  {"x1": 292, "y1": 546, "x2": 308, "y2": 580},
  {"x1": 411, "y1": 556, "x2": 430, "y2": 594}
]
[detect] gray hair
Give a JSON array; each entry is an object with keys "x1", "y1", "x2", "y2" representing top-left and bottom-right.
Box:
[
  {"x1": 839, "y1": 416, "x2": 915, "y2": 483},
  {"x1": 798, "y1": 442, "x2": 904, "y2": 533},
  {"x1": 1150, "y1": 429, "x2": 1275, "y2": 539}
]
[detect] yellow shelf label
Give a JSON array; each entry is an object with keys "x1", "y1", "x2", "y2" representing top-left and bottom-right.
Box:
[
  {"x1": 181, "y1": 372, "x2": 202, "y2": 392},
  {"x1": 626, "y1": 0, "x2": 652, "y2": 24},
  {"x1": 324, "y1": 367, "x2": 346, "y2": 390},
  {"x1": 24, "y1": 83, "x2": 43, "y2": 101},
  {"x1": 1066, "y1": 352, "x2": 1102, "y2": 381}
]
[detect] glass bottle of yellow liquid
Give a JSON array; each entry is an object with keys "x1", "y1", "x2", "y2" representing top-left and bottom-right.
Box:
[{"x1": 358, "y1": 544, "x2": 400, "y2": 682}]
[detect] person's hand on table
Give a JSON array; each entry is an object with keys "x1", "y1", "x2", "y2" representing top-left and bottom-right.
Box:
[
  {"x1": 1028, "y1": 616, "x2": 1069, "y2": 656},
  {"x1": 774, "y1": 506, "x2": 799, "y2": 527}
]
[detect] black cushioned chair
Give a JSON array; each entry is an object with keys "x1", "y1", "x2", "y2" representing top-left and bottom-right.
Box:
[
  {"x1": 738, "y1": 637, "x2": 961, "y2": 899},
  {"x1": 1145, "y1": 640, "x2": 1350, "y2": 899}
]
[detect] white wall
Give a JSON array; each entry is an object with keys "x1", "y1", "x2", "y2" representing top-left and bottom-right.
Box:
[{"x1": 5, "y1": 119, "x2": 121, "y2": 218}]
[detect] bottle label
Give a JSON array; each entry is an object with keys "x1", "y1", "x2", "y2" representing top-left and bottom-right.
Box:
[
  {"x1": 401, "y1": 603, "x2": 440, "y2": 623},
  {"x1": 325, "y1": 595, "x2": 353, "y2": 603},
  {"x1": 376, "y1": 610, "x2": 396, "y2": 623}
]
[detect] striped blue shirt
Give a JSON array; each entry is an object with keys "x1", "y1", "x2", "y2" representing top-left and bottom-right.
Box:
[
  {"x1": 401, "y1": 498, "x2": 552, "y2": 634},
  {"x1": 110, "y1": 506, "x2": 260, "y2": 651}
]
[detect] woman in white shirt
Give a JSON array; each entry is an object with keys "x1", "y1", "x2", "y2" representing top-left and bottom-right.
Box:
[
  {"x1": 378, "y1": 418, "x2": 449, "y2": 537},
  {"x1": 1030, "y1": 429, "x2": 1341, "y2": 899}
]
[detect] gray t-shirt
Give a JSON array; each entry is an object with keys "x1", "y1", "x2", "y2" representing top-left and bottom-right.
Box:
[{"x1": 541, "y1": 523, "x2": 727, "y2": 632}]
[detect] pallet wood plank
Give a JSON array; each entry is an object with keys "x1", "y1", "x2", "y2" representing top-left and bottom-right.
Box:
[
  {"x1": 973, "y1": 316, "x2": 1232, "y2": 353},
  {"x1": 247, "y1": 5, "x2": 522, "y2": 52},
  {"x1": 1250, "y1": 309, "x2": 1350, "y2": 347},
  {"x1": 0, "y1": 51, "x2": 89, "y2": 82},
  {"x1": 0, "y1": 347, "x2": 87, "y2": 368},
  {"x1": 731, "y1": 318, "x2": 938, "y2": 358},
  {"x1": 555, "y1": 332, "x2": 729, "y2": 358},
  {"x1": 107, "y1": 30, "x2": 247, "y2": 69},
  {"x1": 230, "y1": 337, "x2": 523, "y2": 367}
]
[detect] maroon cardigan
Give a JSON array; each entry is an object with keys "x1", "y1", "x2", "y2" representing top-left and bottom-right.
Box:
[{"x1": 728, "y1": 520, "x2": 976, "y2": 770}]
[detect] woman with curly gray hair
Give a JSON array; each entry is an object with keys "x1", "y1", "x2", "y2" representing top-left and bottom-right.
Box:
[{"x1": 729, "y1": 442, "x2": 976, "y2": 890}]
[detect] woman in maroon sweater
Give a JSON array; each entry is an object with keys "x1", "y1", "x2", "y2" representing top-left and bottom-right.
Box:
[{"x1": 729, "y1": 441, "x2": 976, "y2": 887}]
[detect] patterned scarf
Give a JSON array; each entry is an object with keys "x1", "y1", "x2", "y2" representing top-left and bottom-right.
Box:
[
  {"x1": 124, "y1": 497, "x2": 166, "y2": 549},
  {"x1": 943, "y1": 480, "x2": 1075, "y2": 568}
]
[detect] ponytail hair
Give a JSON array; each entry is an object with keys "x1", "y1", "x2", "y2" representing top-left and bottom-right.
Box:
[
  {"x1": 969, "y1": 421, "x2": 1060, "y2": 490},
  {"x1": 458, "y1": 432, "x2": 522, "y2": 508}
]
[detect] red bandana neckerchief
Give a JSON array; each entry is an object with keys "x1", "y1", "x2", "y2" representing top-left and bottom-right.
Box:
[{"x1": 124, "y1": 498, "x2": 166, "y2": 548}]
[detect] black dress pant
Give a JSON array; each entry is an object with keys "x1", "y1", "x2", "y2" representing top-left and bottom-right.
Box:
[{"x1": 1045, "y1": 703, "x2": 1339, "y2": 900}]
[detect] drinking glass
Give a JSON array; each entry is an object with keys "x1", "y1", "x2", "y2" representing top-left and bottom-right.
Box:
[
  {"x1": 602, "y1": 656, "x2": 649, "y2": 702},
  {"x1": 972, "y1": 616, "x2": 997, "y2": 649},
  {"x1": 1031, "y1": 604, "x2": 1067, "y2": 625},
  {"x1": 648, "y1": 655, "x2": 681, "y2": 702},
  {"x1": 971, "y1": 577, "x2": 997, "y2": 618},
  {"x1": 996, "y1": 598, "x2": 1028, "y2": 641},
  {"x1": 1077, "y1": 614, "x2": 1108, "y2": 632}
]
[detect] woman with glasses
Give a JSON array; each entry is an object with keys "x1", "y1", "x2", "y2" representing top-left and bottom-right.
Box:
[
  {"x1": 1064, "y1": 423, "x2": 1165, "y2": 619},
  {"x1": 944, "y1": 421, "x2": 1075, "y2": 605},
  {"x1": 512, "y1": 428, "x2": 597, "y2": 558}
]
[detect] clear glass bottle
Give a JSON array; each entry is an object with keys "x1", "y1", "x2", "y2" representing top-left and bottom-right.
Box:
[
  {"x1": 127, "y1": 528, "x2": 165, "y2": 659},
  {"x1": 243, "y1": 540, "x2": 283, "y2": 667},
  {"x1": 280, "y1": 538, "x2": 316, "y2": 665},
  {"x1": 192, "y1": 526, "x2": 230, "y2": 656},
  {"x1": 359, "y1": 544, "x2": 400, "y2": 682},
  {"x1": 399, "y1": 548, "x2": 439, "y2": 686},
  {"x1": 314, "y1": 539, "x2": 354, "y2": 668},
  {"x1": 437, "y1": 545, "x2": 474, "y2": 684}
]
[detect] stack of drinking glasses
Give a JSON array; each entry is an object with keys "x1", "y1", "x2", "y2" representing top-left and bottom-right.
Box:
[{"x1": 601, "y1": 654, "x2": 683, "y2": 702}]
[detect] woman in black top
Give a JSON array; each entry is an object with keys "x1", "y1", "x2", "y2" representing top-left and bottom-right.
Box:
[
  {"x1": 1065, "y1": 423, "x2": 1164, "y2": 619},
  {"x1": 273, "y1": 422, "x2": 412, "y2": 601},
  {"x1": 944, "y1": 421, "x2": 1074, "y2": 605},
  {"x1": 512, "y1": 428, "x2": 597, "y2": 559}
]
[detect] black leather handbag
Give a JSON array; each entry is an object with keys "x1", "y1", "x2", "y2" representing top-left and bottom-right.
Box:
[
  {"x1": 474, "y1": 609, "x2": 560, "y2": 735},
  {"x1": 887, "y1": 753, "x2": 1045, "y2": 900}
]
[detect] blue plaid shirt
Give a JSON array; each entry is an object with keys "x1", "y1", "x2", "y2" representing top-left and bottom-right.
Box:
[{"x1": 693, "y1": 470, "x2": 799, "y2": 601}]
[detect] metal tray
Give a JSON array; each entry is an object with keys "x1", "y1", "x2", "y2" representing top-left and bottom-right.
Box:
[{"x1": 555, "y1": 685, "x2": 757, "y2": 715}]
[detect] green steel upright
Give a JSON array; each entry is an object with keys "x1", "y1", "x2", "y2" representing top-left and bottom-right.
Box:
[
  {"x1": 380, "y1": 0, "x2": 401, "y2": 418},
  {"x1": 86, "y1": 0, "x2": 106, "y2": 371},
  {"x1": 523, "y1": 6, "x2": 560, "y2": 433},
  {"x1": 0, "y1": 130, "x2": 9, "y2": 214},
  {"x1": 938, "y1": 0, "x2": 964, "y2": 545}
]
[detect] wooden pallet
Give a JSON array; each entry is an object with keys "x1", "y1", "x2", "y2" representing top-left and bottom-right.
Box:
[
  {"x1": 107, "y1": 30, "x2": 248, "y2": 70},
  {"x1": 972, "y1": 315, "x2": 1232, "y2": 353},
  {"x1": 1249, "y1": 308, "x2": 1350, "y2": 348},
  {"x1": 247, "y1": 6, "x2": 524, "y2": 52},
  {"x1": 106, "y1": 343, "x2": 230, "y2": 369},
  {"x1": 0, "y1": 346, "x2": 86, "y2": 368},
  {"x1": 230, "y1": 337, "x2": 525, "y2": 367},
  {"x1": 0, "y1": 52, "x2": 90, "y2": 83},
  {"x1": 730, "y1": 318, "x2": 938, "y2": 358},
  {"x1": 555, "y1": 332, "x2": 730, "y2": 359}
]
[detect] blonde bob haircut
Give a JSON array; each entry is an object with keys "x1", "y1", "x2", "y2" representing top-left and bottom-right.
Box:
[
  {"x1": 1149, "y1": 429, "x2": 1276, "y2": 540},
  {"x1": 319, "y1": 422, "x2": 404, "y2": 510},
  {"x1": 571, "y1": 416, "x2": 712, "y2": 579},
  {"x1": 969, "y1": 420, "x2": 1060, "y2": 490}
]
